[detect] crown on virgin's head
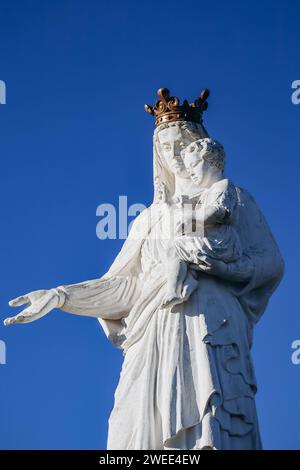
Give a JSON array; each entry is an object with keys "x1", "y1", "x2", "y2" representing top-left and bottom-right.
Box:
[{"x1": 145, "y1": 87, "x2": 209, "y2": 127}]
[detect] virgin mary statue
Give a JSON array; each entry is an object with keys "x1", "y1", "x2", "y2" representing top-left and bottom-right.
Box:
[{"x1": 5, "y1": 88, "x2": 284, "y2": 450}]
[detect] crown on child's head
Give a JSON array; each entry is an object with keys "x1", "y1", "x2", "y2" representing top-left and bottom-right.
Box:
[{"x1": 145, "y1": 88, "x2": 210, "y2": 127}]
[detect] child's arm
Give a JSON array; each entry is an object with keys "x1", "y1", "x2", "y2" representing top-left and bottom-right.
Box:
[
  {"x1": 194, "y1": 202, "x2": 230, "y2": 226},
  {"x1": 194, "y1": 179, "x2": 237, "y2": 227}
]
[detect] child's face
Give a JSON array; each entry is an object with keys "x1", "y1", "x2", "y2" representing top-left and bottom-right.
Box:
[{"x1": 182, "y1": 145, "x2": 210, "y2": 186}]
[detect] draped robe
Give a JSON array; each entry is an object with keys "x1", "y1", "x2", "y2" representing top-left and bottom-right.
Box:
[{"x1": 59, "y1": 186, "x2": 284, "y2": 449}]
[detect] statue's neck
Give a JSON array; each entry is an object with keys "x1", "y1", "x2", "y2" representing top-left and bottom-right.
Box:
[{"x1": 173, "y1": 173, "x2": 223, "y2": 200}]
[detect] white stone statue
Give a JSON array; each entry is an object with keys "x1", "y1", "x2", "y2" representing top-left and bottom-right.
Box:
[{"x1": 4, "y1": 88, "x2": 284, "y2": 450}]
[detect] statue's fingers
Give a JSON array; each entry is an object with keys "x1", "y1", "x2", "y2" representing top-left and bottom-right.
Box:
[
  {"x1": 4, "y1": 311, "x2": 33, "y2": 326},
  {"x1": 8, "y1": 295, "x2": 29, "y2": 307},
  {"x1": 198, "y1": 255, "x2": 214, "y2": 267},
  {"x1": 4, "y1": 304, "x2": 38, "y2": 325},
  {"x1": 198, "y1": 264, "x2": 210, "y2": 271},
  {"x1": 189, "y1": 262, "x2": 210, "y2": 272},
  {"x1": 197, "y1": 255, "x2": 208, "y2": 265},
  {"x1": 4, "y1": 316, "x2": 18, "y2": 326}
]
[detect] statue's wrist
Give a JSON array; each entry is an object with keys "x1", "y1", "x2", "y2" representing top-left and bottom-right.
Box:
[{"x1": 50, "y1": 287, "x2": 67, "y2": 308}]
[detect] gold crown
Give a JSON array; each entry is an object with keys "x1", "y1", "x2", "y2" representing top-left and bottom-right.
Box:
[{"x1": 145, "y1": 87, "x2": 209, "y2": 127}]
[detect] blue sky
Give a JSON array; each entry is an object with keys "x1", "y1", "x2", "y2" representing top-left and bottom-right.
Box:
[{"x1": 0, "y1": 0, "x2": 299, "y2": 449}]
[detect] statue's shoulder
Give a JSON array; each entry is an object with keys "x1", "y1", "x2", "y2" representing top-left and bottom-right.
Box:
[
  {"x1": 234, "y1": 185, "x2": 273, "y2": 235},
  {"x1": 235, "y1": 185, "x2": 285, "y2": 283},
  {"x1": 128, "y1": 204, "x2": 161, "y2": 239},
  {"x1": 234, "y1": 185, "x2": 258, "y2": 208},
  {"x1": 233, "y1": 185, "x2": 267, "y2": 227},
  {"x1": 128, "y1": 206, "x2": 150, "y2": 233},
  {"x1": 130, "y1": 204, "x2": 159, "y2": 225},
  {"x1": 209, "y1": 178, "x2": 238, "y2": 204}
]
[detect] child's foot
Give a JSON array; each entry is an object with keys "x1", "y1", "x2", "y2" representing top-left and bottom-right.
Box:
[
  {"x1": 161, "y1": 291, "x2": 182, "y2": 309},
  {"x1": 161, "y1": 273, "x2": 199, "y2": 309},
  {"x1": 180, "y1": 273, "x2": 199, "y2": 302}
]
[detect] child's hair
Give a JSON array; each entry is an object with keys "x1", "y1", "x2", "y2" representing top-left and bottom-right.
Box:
[{"x1": 181, "y1": 137, "x2": 225, "y2": 171}]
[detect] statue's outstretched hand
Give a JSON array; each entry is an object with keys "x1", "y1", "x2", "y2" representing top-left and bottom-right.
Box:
[{"x1": 4, "y1": 289, "x2": 64, "y2": 326}]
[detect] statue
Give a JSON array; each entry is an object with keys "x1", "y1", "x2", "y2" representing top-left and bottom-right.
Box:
[{"x1": 4, "y1": 87, "x2": 284, "y2": 450}]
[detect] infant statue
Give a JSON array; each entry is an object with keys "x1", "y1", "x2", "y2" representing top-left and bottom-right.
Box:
[{"x1": 161, "y1": 138, "x2": 242, "y2": 308}]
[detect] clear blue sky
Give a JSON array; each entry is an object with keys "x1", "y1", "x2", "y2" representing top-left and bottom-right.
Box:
[{"x1": 0, "y1": 0, "x2": 299, "y2": 450}]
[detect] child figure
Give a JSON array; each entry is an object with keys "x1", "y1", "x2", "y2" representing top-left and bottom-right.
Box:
[{"x1": 161, "y1": 138, "x2": 242, "y2": 308}]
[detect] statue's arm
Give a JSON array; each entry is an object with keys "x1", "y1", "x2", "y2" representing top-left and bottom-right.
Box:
[
  {"x1": 4, "y1": 274, "x2": 142, "y2": 326},
  {"x1": 4, "y1": 266, "x2": 144, "y2": 327},
  {"x1": 57, "y1": 274, "x2": 141, "y2": 319},
  {"x1": 4, "y1": 208, "x2": 148, "y2": 326}
]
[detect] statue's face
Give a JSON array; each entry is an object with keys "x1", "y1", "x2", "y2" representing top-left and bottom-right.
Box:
[
  {"x1": 182, "y1": 146, "x2": 211, "y2": 186},
  {"x1": 157, "y1": 125, "x2": 192, "y2": 178}
]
